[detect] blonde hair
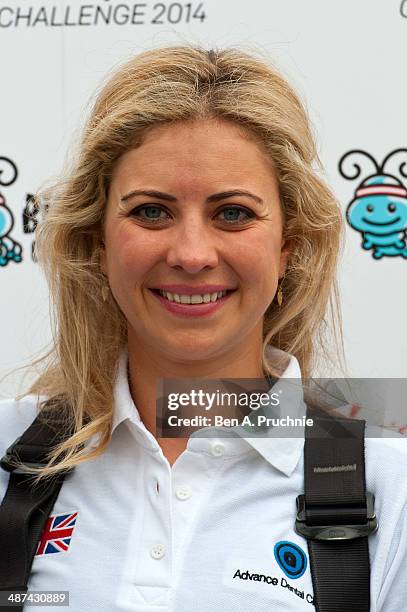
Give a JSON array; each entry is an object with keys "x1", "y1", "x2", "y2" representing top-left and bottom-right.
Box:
[{"x1": 14, "y1": 43, "x2": 345, "y2": 484}]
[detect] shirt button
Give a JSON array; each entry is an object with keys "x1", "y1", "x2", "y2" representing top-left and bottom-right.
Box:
[
  {"x1": 175, "y1": 484, "x2": 192, "y2": 500},
  {"x1": 211, "y1": 442, "x2": 225, "y2": 457},
  {"x1": 150, "y1": 543, "x2": 166, "y2": 559}
]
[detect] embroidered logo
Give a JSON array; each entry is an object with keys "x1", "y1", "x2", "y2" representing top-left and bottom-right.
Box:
[
  {"x1": 274, "y1": 541, "x2": 307, "y2": 579},
  {"x1": 36, "y1": 511, "x2": 78, "y2": 556}
]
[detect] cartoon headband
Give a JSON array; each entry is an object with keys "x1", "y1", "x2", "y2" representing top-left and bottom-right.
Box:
[{"x1": 355, "y1": 185, "x2": 407, "y2": 198}]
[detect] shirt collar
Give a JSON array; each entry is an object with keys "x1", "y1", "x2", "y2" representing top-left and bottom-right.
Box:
[
  {"x1": 111, "y1": 345, "x2": 305, "y2": 477},
  {"x1": 231, "y1": 345, "x2": 305, "y2": 477}
]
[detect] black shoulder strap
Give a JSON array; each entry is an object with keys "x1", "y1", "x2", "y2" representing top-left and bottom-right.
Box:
[
  {"x1": 295, "y1": 405, "x2": 378, "y2": 612},
  {"x1": 0, "y1": 400, "x2": 77, "y2": 611}
]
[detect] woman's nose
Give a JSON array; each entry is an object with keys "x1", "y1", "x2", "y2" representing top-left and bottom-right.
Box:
[{"x1": 165, "y1": 220, "x2": 219, "y2": 273}]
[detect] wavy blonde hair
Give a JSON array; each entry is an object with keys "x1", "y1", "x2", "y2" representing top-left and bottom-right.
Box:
[{"x1": 13, "y1": 43, "x2": 345, "y2": 484}]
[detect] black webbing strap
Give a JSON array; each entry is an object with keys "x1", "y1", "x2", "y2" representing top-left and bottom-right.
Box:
[
  {"x1": 295, "y1": 406, "x2": 378, "y2": 612},
  {"x1": 0, "y1": 402, "x2": 76, "y2": 611}
]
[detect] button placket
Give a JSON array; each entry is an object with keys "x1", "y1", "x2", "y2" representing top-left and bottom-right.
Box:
[
  {"x1": 130, "y1": 450, "x2": 172, "y2": 595},
  {"x1": 170, "y1": 445, "x2": 229, "y2": 584}
]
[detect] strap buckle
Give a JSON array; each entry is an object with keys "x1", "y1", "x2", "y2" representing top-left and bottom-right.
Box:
[
  {"x1": 295, "y1": 491, "x2": 378, "y2": 541},
  {"x1": 0, "y1": 436, "x2": 50, "y2": 474}
]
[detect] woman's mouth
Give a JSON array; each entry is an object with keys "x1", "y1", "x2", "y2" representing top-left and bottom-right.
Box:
[{"x1": 148, "y1": 288, "x2": 236, "y2": 317}]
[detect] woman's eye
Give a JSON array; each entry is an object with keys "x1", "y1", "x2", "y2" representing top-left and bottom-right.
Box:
[
  {"x1": 129, "y1": 205, "x2": 255, "y2": 225},
  {"x1": 217, "y1": 206, "x2": 255, "y2": 223},
  {"x1": 130, "y1": 205, "x2": 169, "y2": 222}
]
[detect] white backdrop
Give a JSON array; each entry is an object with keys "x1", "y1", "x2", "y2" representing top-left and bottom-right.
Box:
[{"x1": 1, "y1": 1, "x2": 406, "y2": 404}]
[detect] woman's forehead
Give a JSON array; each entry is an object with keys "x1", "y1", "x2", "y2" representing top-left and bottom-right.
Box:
[{"x1": 111, "y1": 119, "x2": 276, "y2": 183}]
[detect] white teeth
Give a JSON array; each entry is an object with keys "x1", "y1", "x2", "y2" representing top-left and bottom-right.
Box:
[{"x1": 159, "y1": 290, "x2": 228, "y2": 304}]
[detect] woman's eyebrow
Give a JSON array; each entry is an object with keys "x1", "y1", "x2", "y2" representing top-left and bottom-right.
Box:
[{"x1": 120, "y1": 189, "x2": 264, "y2": 206}]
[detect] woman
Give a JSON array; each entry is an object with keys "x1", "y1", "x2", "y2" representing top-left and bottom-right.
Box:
[{"x1": 0, "y1": 44, "x2": 406, "y2": 611}]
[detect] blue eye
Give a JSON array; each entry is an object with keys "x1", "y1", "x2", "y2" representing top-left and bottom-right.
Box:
[
  {"x1": 131, "y1": 205, "x2": 167, "y2": 221},
  {"x1": 219, "y1": 206, "x2": 255, "y2": 223},
  {"x1": 129, "y1": 205, "x2": 255, "y2": 225}
]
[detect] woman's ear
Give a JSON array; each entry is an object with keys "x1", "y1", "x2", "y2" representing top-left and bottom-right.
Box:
[{"x1": 279, "y1": 238, "x2": 292, "y2": 277}]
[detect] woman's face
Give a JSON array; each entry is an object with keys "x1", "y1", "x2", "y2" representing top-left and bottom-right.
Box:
[{"x1": 101, "y1": 118, "x2": 290, "y2": 364}]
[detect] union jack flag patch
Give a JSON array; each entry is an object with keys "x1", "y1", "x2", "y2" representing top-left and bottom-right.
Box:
[{"x1": 36, "y1": 511, "x2": 78, "y2": 556}]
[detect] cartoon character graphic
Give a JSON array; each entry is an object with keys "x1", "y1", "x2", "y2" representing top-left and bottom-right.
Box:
[
  {"x1": 339, "y1": 149, "x2": 407, "y2": 259},
  {"x1": 0, "y1": 156, "x2": 22, "y2": 266}
]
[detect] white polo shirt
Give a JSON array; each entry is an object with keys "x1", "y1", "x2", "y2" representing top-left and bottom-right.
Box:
[{"x1": 0, "y1": 348, "x2": 406, "y2": 611}]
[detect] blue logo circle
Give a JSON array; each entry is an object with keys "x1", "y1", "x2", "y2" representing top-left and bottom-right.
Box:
[{"x1": 274, "y1": 541, "x2": 307, "y2": 579}]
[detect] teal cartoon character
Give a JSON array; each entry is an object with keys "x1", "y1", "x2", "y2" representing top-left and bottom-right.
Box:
[
  {"x1": 0, "y1": 157, "x2": 22, "y2": 266},
  {"x1": 339, "y1": 149, "x2": 407, "y2": 259}
]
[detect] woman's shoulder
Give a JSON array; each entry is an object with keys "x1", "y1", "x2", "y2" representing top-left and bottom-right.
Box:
[
  {"x1": 365, "y1": 426, "x2": 407, "y2": 465},
  {"x1": 362, "y1": 432, "x2": 407, "y2": 605},
  {"x1": 364, "y1": 430, "x2": 407, "y2": 516}
]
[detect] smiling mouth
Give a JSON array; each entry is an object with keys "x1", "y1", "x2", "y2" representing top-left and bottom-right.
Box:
[
  {"x1": 149, "y1": 288, "x2": 236, "y2": 304},
  {"x1": 361, "y1": 216, "x2": 401, "y2": 226}
]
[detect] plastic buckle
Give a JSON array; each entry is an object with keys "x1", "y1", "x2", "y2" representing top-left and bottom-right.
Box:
[
  {"x1": 0, "y1": 436, "x2": 49, "y2": 474},
  {"x1": 295, "y1": 492, "x2": 378, "y2": 541}
]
